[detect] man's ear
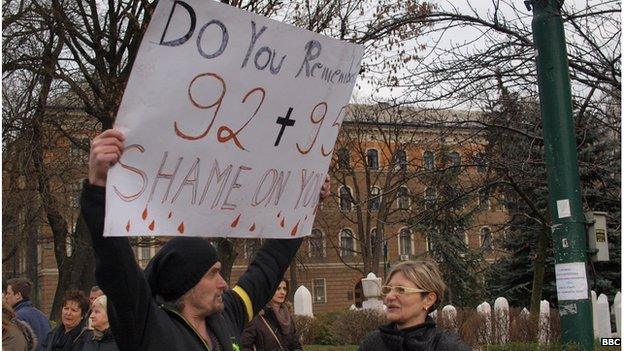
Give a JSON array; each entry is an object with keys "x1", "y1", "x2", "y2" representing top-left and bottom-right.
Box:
[{"x1": 15, "y1": 291, "x2": 23, "y2": 301}]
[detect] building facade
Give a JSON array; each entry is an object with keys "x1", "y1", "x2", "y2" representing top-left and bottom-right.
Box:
[{"x1": 3, "y1": 106, "x2": 508, "y2": 316}]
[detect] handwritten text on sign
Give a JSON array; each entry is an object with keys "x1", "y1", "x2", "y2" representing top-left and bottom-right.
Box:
[{"x1": 104, "y1": 0, "x2": 363, "y2": 238}]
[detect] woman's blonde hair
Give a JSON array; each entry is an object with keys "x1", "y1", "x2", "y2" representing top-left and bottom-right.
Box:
[
  {"x1": 385, "y1": 260, "x2": 446, "y2": 312},
  {"x1": 92, "y1": 295, "x2": 107, "y2": 311}
]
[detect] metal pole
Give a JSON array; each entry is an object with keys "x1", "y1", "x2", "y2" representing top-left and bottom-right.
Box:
[{"x1": 530, "y1": 0, "x2": 594, "y2": 349}]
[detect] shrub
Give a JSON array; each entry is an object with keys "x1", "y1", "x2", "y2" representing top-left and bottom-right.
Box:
[
  {"x1": 295, "y1": 310, "x2": 386, "y2": 346},
  {"x1": 331, "y1": 309, "x2": 386, "y2": 345}
]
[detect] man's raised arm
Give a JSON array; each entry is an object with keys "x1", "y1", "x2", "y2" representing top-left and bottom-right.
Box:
[{"x1": 80, "y1": 129, "x2": 154, "y2": 350}]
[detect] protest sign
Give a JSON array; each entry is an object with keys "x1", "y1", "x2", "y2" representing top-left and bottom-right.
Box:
[{"x1": 104, "y1": 0, "x2": 363, "y2": 238}]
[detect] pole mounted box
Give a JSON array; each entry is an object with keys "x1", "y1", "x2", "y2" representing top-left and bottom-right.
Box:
[{"x1": 585, "y1": 211, "x2": 609, "y2": 262}]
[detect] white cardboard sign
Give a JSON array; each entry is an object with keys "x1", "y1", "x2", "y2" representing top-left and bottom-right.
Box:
[
  {"x1": 555, "y1": 262, "x2": 589, "y2": 301},
  {"x1": 104, "y1": 0, "x2": 363, "y2": 238}
]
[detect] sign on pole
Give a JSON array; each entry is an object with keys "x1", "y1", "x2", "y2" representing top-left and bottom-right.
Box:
[{"x1": 104, "y1": 0, "x2": 363, "y2": 238}]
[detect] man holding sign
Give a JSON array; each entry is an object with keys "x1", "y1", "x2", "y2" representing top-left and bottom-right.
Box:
[{"x1": 81, "y1": 129, "x2": 330, "y2": 351}]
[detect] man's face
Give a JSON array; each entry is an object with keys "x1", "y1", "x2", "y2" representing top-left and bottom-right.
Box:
[
  {"x1": 5, "y1": 285, "x2": 22, "y2": 307},
  {"x1": 184, "y1": 262, "x2": 228, "y2": 317},
  {"x1": 89, "y1": 290, "x2": 103, "y2": 305}
]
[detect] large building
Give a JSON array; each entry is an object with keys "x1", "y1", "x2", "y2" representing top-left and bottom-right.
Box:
[{"x1": 3, "y1": 104, "x2": 508, "y2": 316}]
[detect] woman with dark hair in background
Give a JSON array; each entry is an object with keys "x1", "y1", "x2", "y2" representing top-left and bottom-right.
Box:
[
  {"x1": 42, "y1": 290, "x2": 89, "y2": 351},
  {"x1": 241, "y1": 279, "x2": 302, "y2": 351},
  {"x1": 3, "y1": 301, "x2": 37, "y2": 351},
  {"x1": 359, "y1": 260, "x2": 471, "y2": 351}
]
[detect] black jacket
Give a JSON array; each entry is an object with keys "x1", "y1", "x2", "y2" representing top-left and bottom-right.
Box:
[
  {"x1": 358, "y1": 316, "x2": 471, "y2": 351},
  {"x1": 41, "y1": 322, "x2": 89, "y2": 351},
  {"x1": 80, "y1": 183, "x2": 302, "y2": 351},
  {"x1": 81, "y1": 330, "x2": 120, "y2": 351},
  {"x1": 240, "y1": 306, "x2": 302, "y2": 351}
]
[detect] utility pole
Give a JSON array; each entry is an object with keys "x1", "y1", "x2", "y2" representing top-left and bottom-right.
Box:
[{"x1": 530, "y1": 0, "x2": 594, "y2": 349}]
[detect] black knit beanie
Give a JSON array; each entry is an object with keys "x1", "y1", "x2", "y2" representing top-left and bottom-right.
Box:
[{"x1": 144, "y1": 237, "x2": 219, "y2": 302}]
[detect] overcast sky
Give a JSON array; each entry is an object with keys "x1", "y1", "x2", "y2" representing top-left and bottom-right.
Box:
[{"x1": 351, "y1": 0, "x2": 602, "y2": 104}]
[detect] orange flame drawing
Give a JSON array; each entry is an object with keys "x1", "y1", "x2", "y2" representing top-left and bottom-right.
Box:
[
  {"x1": 249, "y1": 223, "x2": 256, "y2": 231},
  {"x1": 177, "y1": 222, "x2": 185, "y2": 234},
  {"x1": 231, "y1": 214, "x2": 241, "y2": 228},
  {"x1": 291, "y1": 220, "x2": 300, "y2": 236},
  {"x1": 125, "y1": 221, "x2": 131, "y2": 232},
  {"x1": 148, "y1": 220, "x2": 155, "y2": 231},
  {"x1": 142, "y1": 207, "x2": 148, "y2": 220}
]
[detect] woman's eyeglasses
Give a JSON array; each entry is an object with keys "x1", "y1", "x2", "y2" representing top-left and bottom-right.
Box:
[{"x1": 381, "y1": 285, "x2": 428, "y2": 296}]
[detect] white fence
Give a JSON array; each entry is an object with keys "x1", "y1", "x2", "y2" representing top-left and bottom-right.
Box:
[{"x1": 435, "y1": 291, "x2": 620, "y2": 344}]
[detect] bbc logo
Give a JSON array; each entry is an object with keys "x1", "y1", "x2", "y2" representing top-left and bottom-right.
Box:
[{"x1": 601, "y1": 337, "x2": 621, "y2": 346}]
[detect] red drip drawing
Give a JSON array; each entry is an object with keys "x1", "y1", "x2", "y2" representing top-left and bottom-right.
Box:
[
  {"x1": 277, "y1": 211, "x2": 281, "y2": 218},
  {"x1": 125, "y1": 221, "x2": 131, "y2": 232},
  {"x1": 304, "y1": 215, "x2": 308, "y2": 221},
  {"x1": 177, "y1": 222, "x2": 185, "y2": 234},
  {"x1": 142, "y1": 207, "x2": 148, "y2": 220},
  {"x1": 290, "y1": 220, "x2": 300, "y2": 236},
  {"x1": 231, "y1": 214, "x2": 241, "y2": 228},
  {"x1": 168, "y1": 212, "x2": 173, "y2": 219},
  {"x1": 249, "y1": 223, "x2": 256, "y2": 231},
  {"x1": 280, "y1": 218, "x2": 285, "y2": 228},
  {"x1": 148, "y1": 220, "x2": 155, "y2": 231}
]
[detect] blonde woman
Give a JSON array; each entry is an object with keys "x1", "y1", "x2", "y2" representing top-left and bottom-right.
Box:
[
  {"x1": 359, "y1": 261, "x2": 471, "y2": 351},
  {"x1": 82, "y1": 295, "x2": 119, "y2": 351}
]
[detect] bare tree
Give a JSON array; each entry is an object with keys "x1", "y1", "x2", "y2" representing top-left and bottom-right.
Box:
[{"x1": 3, "y1": 0, "x2": 437, "y2": 313}]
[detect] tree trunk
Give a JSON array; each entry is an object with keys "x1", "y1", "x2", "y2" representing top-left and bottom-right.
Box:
[
  {"x1": 530, "y1": 223, "x2": 550, "y2": 315},
  {"x1": 288, "y1": 260, "x2": 298, "y2": 301},
  {"x1": 216, "y1": 238, "x2": 238, "y2": 285}
]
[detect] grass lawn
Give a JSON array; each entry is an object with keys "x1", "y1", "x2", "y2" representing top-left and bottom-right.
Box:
[{"x1": 304, "y1": 346, "x2": 358, "y2": 351}]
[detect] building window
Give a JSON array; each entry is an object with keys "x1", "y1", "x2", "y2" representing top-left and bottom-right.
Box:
[
  {"x1": 69, "y1": 137, "x2": 90, "y2": 164},
  {"x1": 369, "y1": 186, "x2": 381, "y2": 211},
  {"x1": 245, "y1": 238, "x2": 262, "y2": 259},
  {"x1": 425, "y1": 187, "x2": 437, "y2": 209},
  {"x1": 394, "y1": 149, "x2": 408, "y2": 172},
  {"x1": 366, "y1": 149, "x2": 379, "y2": 170},
  {"x1": 312, "y1": 279, "x2": 326, "y2": 304},
  {"x1": 309, "y1": 228, "x2": 325, "y2": 258},
  {"x1": 449, "y1": 151, "x2": 461, "y2": 167},
  {"x1": 399, "y1": 228, "x2": 413, "y2": 256},
  {"x1": 479, "y1": 187, "x2": 491, "y2": 210},
  {"x1": 458, "y1": 228, "x2": 469, "y2": 246},
  {"x1": 337, "y1": 147, "x2": 350, "y2": 169},
  {"x1": 474, "y1": 152, "x2": 487, "y2": 173},
  {"x1": 370, "y1": 228, "x2": 382, "y2": 257},
  {"x1": 65, "y1": 235, "x2": 73, "y2": 257},
  {"x1": 397, "y1": 186, "x2": 410, "y2": 209},
  {"x1": 426, "y1": 235, "x2": 435, "y2": 252},
  {"x1": 339, "y1": 186, "x2": 353, "y2": 212},
  {"x1": 480, "y1": 227, "x2": 492, "y2": 250},
  {"x1": 340, "y1": 228, "x2": 355, "y2": 257},
  {"x1": 423, "y1": 150, "x2": 435, "y2": 170}
]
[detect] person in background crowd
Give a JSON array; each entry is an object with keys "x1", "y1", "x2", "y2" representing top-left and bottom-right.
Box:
[
  {"x1": 81, "y1": 129, "x2": 331, "y2": 351},
  {"x1": 3, "y1": 301, "x2": 38, "y2": 351},
  {"x1": 358, "y1": 261, "x2": 471, "y2": 351},
  {"x1": 88, "y1": 287, "x2": 103, "y2": 306},
  {"x1": 86, "y1": 286, "x2": 104, "y2": 330},
  {"x1": 241, "y1": 279, "x2": 302, "y2": 351},
  {"x1": 5, "y1": 278, "x2": 51, "y2": 351},
  {"x1": 42, "y1": 290, "x2": 90, "y2": 351},
  {"x1": 82, "y1": 295, "x2": 119, "y2": 351}
]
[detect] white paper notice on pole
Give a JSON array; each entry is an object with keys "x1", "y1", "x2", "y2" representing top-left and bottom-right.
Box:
[
  {"x1": 556, "y1": 199, "x2": 571, "y2": 218},
  {"x1": 555, "y1": 262, "x2": 588, "y2": 301},
  {"x1": 104, "y1": 0, "x2": 363, "y2": 238}
]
